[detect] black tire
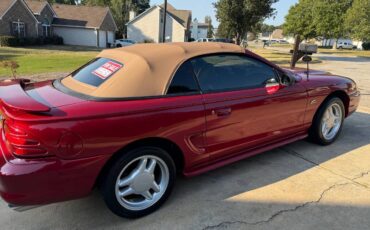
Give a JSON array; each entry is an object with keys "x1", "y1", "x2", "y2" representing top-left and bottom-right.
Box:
[
  {"x1": 116, "y1": 44, "x2": 122, "y2": 48},
  {"x1": 101, "y1": 146, "x2": 176, "y2": 218},
  {"x1": 309, "y1": 97, "x2": 345, "y2": 145}
]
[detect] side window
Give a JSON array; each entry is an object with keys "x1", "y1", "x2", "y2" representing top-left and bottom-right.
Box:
[
  {"x1": 167, "y1": 61, "x2": 200, "y2": 95},
  {"x1": 191, "y1": 55, "x2": 277, "y2": 92}
]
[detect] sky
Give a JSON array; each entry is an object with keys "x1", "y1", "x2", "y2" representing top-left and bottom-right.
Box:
[{"x1": 151, "y1": 0, "x2": 299, "y2": 27}]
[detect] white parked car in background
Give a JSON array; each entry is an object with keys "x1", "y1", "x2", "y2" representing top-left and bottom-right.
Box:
[
  {"x1": 337, "y1": 41, "x2": 356, "y2": 49},
  {"x1": 196, "y1": 38, "x2": 215, "y2": 42},
  {"x1": 115, "y1": 39, "x2": 136, "y2": 47}
]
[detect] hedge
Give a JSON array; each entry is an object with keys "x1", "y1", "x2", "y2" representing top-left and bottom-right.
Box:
[
  {"x1": 362, "y1": 42, "x2": 370, "y2": 50},
  {"x1": 0, "y1": 36, "x2": 63, "y2": 47},
  {"x1": 0, "y1": 36, "x2": 19, "y2": 46}
]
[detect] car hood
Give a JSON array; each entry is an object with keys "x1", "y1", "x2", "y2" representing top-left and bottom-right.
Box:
[{"x1": 283, "y1": 67, "x2": 355, "y2": 85}]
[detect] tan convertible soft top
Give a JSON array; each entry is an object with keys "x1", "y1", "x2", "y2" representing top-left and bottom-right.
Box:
[{"x1": 61, "y1": 42, "x2": 245, "y2": 98}]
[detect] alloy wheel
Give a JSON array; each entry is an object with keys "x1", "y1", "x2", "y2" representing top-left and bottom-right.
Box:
[
  {"x1": 115, "y1": 155, "x2": 169, "y2": 211},
  {"x1": 321, "y1": 103, "x2": 343, "y2": 141}
]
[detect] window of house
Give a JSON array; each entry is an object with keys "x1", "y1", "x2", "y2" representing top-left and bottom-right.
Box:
[
  {"x1": 42, "y1": 18, "x2": 51, "y2": 37},
  {"x1": 191, "y1": 54, "x2": 277, "y2": 93},
  {"x1": 12, "y1": 21, "x2": 26, "y2": 38},
  {"x1": 167, "y1": 61, "x2": 200, "y2": 95}
]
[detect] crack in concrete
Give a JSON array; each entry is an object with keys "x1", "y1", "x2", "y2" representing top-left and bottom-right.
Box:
[
  {"x1": 280, "y1": 147, "x2": 369, "y2": 189},
  {"x1": 202, "y1": 148, "x2": 370, "y2": 230},
  {"x1": 353, "y1": 170, "x2": 370, "y2": 181},
  {"x1": 202, "y1": 183, "x2": 350, "y2": 230}
]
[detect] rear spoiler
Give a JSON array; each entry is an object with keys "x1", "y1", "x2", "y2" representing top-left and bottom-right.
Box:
[{"x1": 0, "y1": 79, "x2": 50, "y2": 112}]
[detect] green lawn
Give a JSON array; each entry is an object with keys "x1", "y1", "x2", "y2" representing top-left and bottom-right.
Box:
[
  {"x1": 248, "y1": 46, "x2": 321, "y2": 65},
  {"x1": 0, "y1": 45, "x2": 99, "y2": 78}
]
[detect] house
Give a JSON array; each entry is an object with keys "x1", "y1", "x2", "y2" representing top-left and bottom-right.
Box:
[
  {"x1": 190, "y1": 18, "x2": 209, "y2": 40},
  {"x1": 127, "y1": 3, "x2": 191, "y2": 43},
  {"x1": 0, "y1": 0, "x2": 117, "y2": 47}
]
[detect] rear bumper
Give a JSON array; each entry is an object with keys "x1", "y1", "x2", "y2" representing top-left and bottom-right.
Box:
[{"x1": 0, "y1": 132, "x2": 110, "y2": 206}]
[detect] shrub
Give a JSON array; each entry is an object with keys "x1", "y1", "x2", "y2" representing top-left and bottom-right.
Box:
[
  {"x1": 143, "y1": 39, "x2": 154, "y2": 43},
  {"x1": 0, "y1": 35, "x2": 63, "y2": 47},
  {"x1": 0, "y1": 36, "x2": 19, "y2": 47},
  {"x1": 0, "y1": 60, "x2": 19, "y2": 79},
  {"x1": 362, "y1": 42, "x2": 370, "y2": 50},
  {"x1": 52, "y1": 36, "x2": 63, "y2": 45}
]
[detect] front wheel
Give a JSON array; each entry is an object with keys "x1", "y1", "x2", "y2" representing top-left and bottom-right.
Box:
[
  {"x1": 101, "y1": 147, "x2": 176, "y2": 218},
  {"x1": 310, "y1": 97, "x2": 345, "y2": 145}
]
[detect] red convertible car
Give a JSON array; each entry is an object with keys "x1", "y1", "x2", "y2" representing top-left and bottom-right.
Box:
[{"x1": 0, "y1": 43, "x2": 360, "y2": 218}]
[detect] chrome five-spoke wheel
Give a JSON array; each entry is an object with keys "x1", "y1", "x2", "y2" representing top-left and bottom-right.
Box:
[
  {"x1": 321, "y1": 103, "x2": 343, "y2": 141},
  {"x1": 115, "y1": 155, "x2": 169, "y2": 211},
  {"x1": 101, "y1": 146, "x2": 176, "y2": 218},
  {"x1": 310, "y1": 97, "x2": 345, "y2": 145}
]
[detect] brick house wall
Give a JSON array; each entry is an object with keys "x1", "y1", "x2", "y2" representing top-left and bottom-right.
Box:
[{"x1": 0, "y1": 0, "x2": 38, "y2": 37}]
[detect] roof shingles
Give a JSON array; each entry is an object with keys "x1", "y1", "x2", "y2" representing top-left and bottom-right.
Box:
[
  {"x1": 52, "y1": 3, "x2": 109, "y2": 28},
  {"x1": 0, "y1": 0, "x2": 15, "y2": 18},
  {"x1": 24, "y1": 0, "x2": 46, "y2": 14}
]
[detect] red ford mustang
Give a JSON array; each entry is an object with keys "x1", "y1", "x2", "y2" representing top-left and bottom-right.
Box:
[{"x1": 0, "y1": 43, "x2": 360, "y2": 218}]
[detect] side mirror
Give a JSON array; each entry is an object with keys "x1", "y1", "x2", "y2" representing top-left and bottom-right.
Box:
[{"x1": 265, "y1": 78, "x2": 281, "y2": 94}]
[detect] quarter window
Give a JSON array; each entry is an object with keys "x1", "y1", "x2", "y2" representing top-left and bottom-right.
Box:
[
  {"x1": 167, "y1": 61, "x2": 200, "y2": 95},
  {"x1": 191, "y1": 55, "x2": 277, "y2": 92}
]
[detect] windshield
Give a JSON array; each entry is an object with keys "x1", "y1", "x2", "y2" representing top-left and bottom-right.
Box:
[{"x1": 70, "y1": 58, "x2": 123, "y2": 87}]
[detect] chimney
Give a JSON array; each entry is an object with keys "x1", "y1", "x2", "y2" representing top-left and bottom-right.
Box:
[{"x1": 129, "y1": 11, "x2": 137, "y2": 21}]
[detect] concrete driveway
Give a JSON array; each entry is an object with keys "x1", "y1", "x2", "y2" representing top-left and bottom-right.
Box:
[{"x1": 1, "y1": 54, "x2": 370, "y2": 230}]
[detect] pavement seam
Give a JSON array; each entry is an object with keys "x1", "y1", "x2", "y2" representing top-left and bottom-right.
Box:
[
  {"x1": 202, "y1": 182, "x2": 351, "y2": 230},
  {"x1": 280, "y1": 147, "x2": 369, "y2": 189}
]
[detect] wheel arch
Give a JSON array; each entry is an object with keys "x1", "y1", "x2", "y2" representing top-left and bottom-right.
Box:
[
  {"x1": 313, "y1": 90, "x2": 350, "y2": 124},
  {"x1": 95, "y1": 137, "x2": 185, "y2": 188}
]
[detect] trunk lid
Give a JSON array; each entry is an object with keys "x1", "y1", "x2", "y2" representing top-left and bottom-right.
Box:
[{"x1": 0, "y1": 79, "x2": 84, "y2": 113}]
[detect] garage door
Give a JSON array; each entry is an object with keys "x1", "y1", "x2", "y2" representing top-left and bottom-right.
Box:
[
  {"x1": 107, "y1": 31, "x2": 115, "y2": 46},
  {"x1": 99, "y1": 30, "x2": 107, "y2": 48},
  {"x1": 53, "y1": 27, "x2": 97, "y2": 47}
]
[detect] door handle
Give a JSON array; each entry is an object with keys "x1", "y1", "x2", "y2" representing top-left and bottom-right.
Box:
[{"x1": 212, "y1": 108, "x2": 232, "y2": 117}]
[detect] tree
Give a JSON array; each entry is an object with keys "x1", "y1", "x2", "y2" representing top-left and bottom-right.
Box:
[
  {"x1": 82, "y1": 0, "x2": 113, "y2": 6},
  {"x1": 214, "y1": 0, "x2": 278, "y2": 44},
  {"x1": 345, "y1": 0, "x2": 370, "y2": 41},
  {"x1": 313, "y1": 0, "x2": 353, "y2": 49},
  {"x1": 283, "y1": 0, "x2": 317, "y2": 68},
  {"x1": 283, "y1": 0, "x2": 317, "y2": 40},
  {"x1": 131, "y1": 0, "x2": 150, "y2": 14},
  {"x1": 205, "y1": 16, "x2": 214, "y2": 38}
]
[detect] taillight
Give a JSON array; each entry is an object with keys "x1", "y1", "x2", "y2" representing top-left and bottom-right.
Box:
[{"x1": 3, "y1": 120, "x2": 49, "y2": 158}]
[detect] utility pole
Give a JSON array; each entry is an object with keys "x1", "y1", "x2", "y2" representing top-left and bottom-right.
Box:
[{"x1": 162, "y1": 0, "x2": 168, "y2": 43}]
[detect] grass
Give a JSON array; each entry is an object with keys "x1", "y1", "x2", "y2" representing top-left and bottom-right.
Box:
[
  {"x1": 248, "y1": 46, "x2": 321, "y2": 66},
  {"x1": 0, "y1": 45, "x2": 99, "y2": 77}
]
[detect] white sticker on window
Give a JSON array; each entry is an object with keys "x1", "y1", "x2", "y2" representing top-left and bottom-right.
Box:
[{"x1": 92, "y1": 61, "x2": 122, "y2": 80}]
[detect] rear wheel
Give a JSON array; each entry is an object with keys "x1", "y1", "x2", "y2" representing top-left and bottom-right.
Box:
[
  {"x1": 101, "y1": 147, "x2": 176, "y2": 218},
  {"x1": 116, "y1": 44, "x2": 122, "y2": 48},
  {"x1": 310, "y1": 97, "x2": 345, "y2": 145}
]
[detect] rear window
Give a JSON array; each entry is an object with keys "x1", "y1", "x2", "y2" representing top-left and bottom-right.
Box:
[{"x1": 71, "y1": 58, "x2": 123, "y2": 87}]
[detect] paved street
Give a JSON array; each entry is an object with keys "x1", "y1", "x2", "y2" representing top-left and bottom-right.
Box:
[{"x1": 1, "y1": 54, "x2": 370, "y2": 230}]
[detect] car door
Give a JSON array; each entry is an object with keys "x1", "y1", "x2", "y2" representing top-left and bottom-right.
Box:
[
  {"x1": 166, "y1": 61, "x2": 208, "y2": 167},
  {"x1": 190, "y1": 54, "x2": 307, "y2": 161}
]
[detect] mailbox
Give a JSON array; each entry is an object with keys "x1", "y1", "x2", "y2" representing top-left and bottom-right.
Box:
[{"x1": 298, "y1": 43, "x2": 318, "y2": 53}]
